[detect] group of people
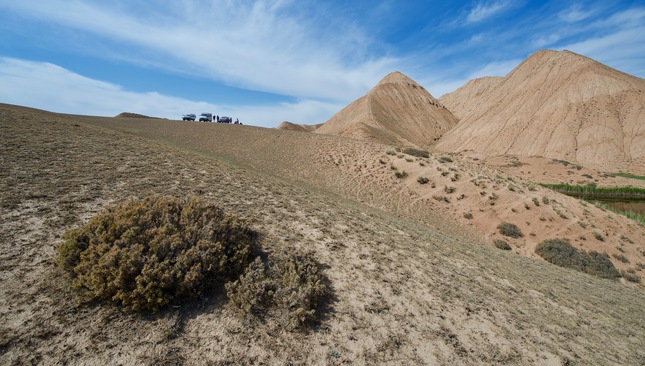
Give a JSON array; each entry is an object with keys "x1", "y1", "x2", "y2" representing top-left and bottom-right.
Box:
[{"x1": 215, "y1": 115, "x2": 241, "y2": 124}]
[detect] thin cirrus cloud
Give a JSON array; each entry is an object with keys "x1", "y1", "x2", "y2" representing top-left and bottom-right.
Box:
[
  {"x1": 558, "y1": 4, "x2": 596, "y2": 23},
  {"x1": 0, "y1": 1, "x2": 396, "y2": 103},
  {"x1": 0, "y1": 57, "x2": 342, "y2": 125},
  {"x1": 466, "y1": 0, "x2": 512, "y2": 23}
]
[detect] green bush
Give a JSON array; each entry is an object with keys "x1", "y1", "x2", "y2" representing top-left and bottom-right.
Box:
[
  {"x1": 226, "y1": 251, "x2": 328, "y2": 330},
  {"x1": 497, "y1": 222, "x2": 524, "y2": 238},
  {"x1": 56, "y1": 195, "x2": 257, "y2": 312},
  {"x1": 402, "y1": 147, "x2": 430, "y2": 158},
  {"x1": 494, "y1": 239, "x2": 512, "y2": 250},
  {"x1": 535, "y1": 239, "x2": 620, "y2": 279}
]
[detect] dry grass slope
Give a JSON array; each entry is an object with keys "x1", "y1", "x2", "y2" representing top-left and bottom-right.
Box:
[{"x1": 1, "y1": 104, "x2": 644, "y2": 365}]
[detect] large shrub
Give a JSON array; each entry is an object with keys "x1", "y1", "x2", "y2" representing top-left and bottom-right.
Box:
[
  {"x1": 226, "y1": 251, "x2": 328, "y2": 330},
  {"x1": 535, "y1": 239, "x2": 620, "y2": 279},
  {"x1": 56, "y1": 195, "x2": 258, "y2": 312}
]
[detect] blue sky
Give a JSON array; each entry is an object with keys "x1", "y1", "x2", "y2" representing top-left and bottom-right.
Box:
[{"x1": 0, "y1": 0, "x2": 643, "y2": 127}]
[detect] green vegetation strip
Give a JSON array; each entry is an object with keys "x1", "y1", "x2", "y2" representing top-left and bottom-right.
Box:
[
  {"x1": 540, "y1": 183, "x2": 645, "y2": 200},
  {"x1": 611, "y1": 172, "x2": 645, "y2": 181},
  {"x1": 591, "y1": 201, "x2": 645, "y2": 226}
]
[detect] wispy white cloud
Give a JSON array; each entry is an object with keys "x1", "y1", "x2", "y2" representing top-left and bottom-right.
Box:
[
  {"x1": 0, "y1": 1, "x2": 397, "y2": 102},
  {"x1": 427, "y1": 58, "x2": 521, "y2": 98},
  {"x1": 466, "y1": 1, "x2": 512, "y2": 23},
  {"x1": 532, "y1": 33, "x2": 562, "y2": 48},
  {"x1": 0, "y1": 58, "x2": 339, "y2": 126},
  {"x1": 557, "y1": 8, "x2": 645, "y2": 76},
  {"x1": 558, "y1": 4, "x2": 595, "y2": 23}
]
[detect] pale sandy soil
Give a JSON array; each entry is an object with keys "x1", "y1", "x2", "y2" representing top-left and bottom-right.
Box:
[{"x1": 1, "y1": 104, "x2": 644, "y2": 365}]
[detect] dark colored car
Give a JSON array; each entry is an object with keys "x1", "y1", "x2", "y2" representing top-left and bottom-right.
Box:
[{"x1": 182, "y1": 114, "x2": 196, "y2": 121}]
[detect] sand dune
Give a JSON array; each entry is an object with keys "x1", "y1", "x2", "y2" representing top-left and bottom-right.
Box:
[
  {"x1": 316, "y1": 72, "x2": 458, "y2": 147},
  {"x1": 436, "y1": 50, "x2": 645, "y2": 169}
]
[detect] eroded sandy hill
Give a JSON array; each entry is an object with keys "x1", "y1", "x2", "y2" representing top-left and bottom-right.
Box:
[
  {"x1": 316, "y1": 72, "x2": 458, "y2": 147},
  {"x1": 436, "y1": 50, "x2": 645, "y2": 169},
  {"x1": 439, "y1": 76, "x2": 502, "y2": 119}
]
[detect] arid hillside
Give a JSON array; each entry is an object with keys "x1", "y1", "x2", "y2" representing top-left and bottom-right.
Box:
[
  {"x1": 1, "y1": 104, "x2": 644, "y2": 365},
  {"x1": 315, "y1": 72, "x2": 458, "y2": 147},
  {"x1": 439, "y1": 76, "x2": 502, "y2": 119},
  {"x1": 436, "y1": 50, "x2": 645, "y2": 169}
]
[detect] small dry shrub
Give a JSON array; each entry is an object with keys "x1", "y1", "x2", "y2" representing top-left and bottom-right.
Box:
[
  {"x1": 620, "y1": 270, "x2": 641, "y2": 283},
  {"x1": 494, "y1": 239, "x2": 511, "y2": 250},
  {"x1": 593, "y1": 230, "x2": 604, "y2": 241},
  {"x1": 498, "y1": 222, "x2": 524, "y2": 238},
  {"x1": 439, "y1": 156, "x2": 453, "y2": 163},
  {"x1": 535, "y1": 239, "x2": 620, "y2": 279},
  {"x1": 402, "y1": 147, "x2": 430, "y2": 158},
  {"x1": 395, "y1": 171, "x2": 408, "y2": 179},
  {"x1": 226, "y1": 251, "x2": 328, "y2": 330},
  {"x1": 612, "y1": 253, "x2": 629, "y2": 263},
  {"x1": 417, "y1": 176, "x2": 430, "y2": 184},
  {"x1": 56, "y1": 195, "x2": 257, "y2": 312},
  {"x1": 444, "y1": 186, "x2": 456, "y2": 194},
  {"x1": 463, "y1": 212, "x2": 473, "y2": 219}
]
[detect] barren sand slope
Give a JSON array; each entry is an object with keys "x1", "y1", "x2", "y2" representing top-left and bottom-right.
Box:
[
  {"x1": 277, "y1": 121, "x2": 321, "y2": 132},
  {"x1": 90, "y1": 113, "x2": 645, "y2": 286},
  {"x1": 436, "y1": 50, "x2": 645, "y2": 169},
  {"x1": 1, "y1": 104, "x2": 644, "y2": 365},
  {"x1": 439, "y1": 76, "x2": 502, "y2": 120},
  {"x1": 316, "y1": 72, "x2": 458, "y2": 147}
]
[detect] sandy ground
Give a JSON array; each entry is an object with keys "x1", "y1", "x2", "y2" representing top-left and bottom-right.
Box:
[{"x1": 1, "y1": 104, "x2": 644, "y2": 365}]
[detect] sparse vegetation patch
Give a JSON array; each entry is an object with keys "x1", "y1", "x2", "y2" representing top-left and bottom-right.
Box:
[
  {"x1": 395, "y1": 171, "x2": 408, "y2": 179},
  {"x1": 494, "y1": 239, "x2": 512, "y2": 250},
  {"x1": 497, "y1": 222, "x2": 524, "y2": 238},
  {"x1": 56, "y1": 195, "x2": 258, "y2": 312},
  {"x1": 535, "y1": 239, "x2": 620, "y2": 279},
  {"x1": 402, "y1": 147, "x2": 430, "y2": 158},
  {"x1": 226, "y1": 251, "x2": 328, "y2": 330}
]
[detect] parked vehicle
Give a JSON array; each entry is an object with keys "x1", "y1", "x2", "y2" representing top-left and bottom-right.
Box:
[
  {"x1": 182, "y1": 114, "x2": 196, "y2": 121},
  {"x1": 219, "y1": 116, "x2": 232, "y2": 123},
  {"x1": 198, "y1": 113, "x2": 213, "y2": 122}
]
